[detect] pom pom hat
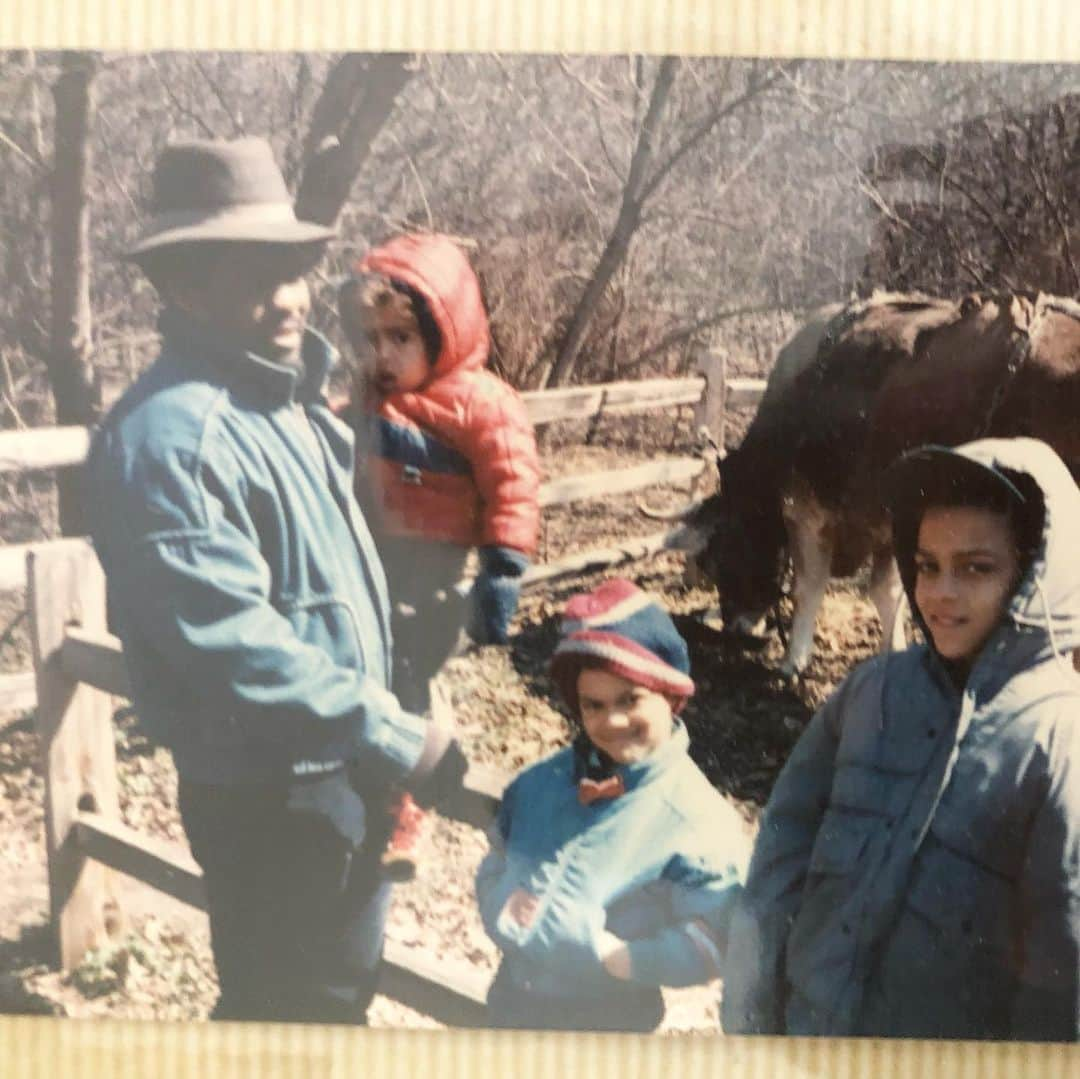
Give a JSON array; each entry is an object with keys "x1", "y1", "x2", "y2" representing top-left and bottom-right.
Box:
[{"x1": 551, "y1": 579, "x2": 695, "y2": 716}]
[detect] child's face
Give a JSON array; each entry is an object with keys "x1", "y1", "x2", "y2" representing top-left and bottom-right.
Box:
[
  {"x1": 349, "y1": 297, "x2": 431, "y2": 398},
  {"x1": 913, "y1": 505, "x2": 1021, "y2": 665},
  {"x1": 577, "y1": 668, "x2": 675, "y2": 765}
]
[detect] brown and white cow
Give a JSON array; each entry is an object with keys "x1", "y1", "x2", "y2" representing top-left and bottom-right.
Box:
[{"x1": 664, "y1": 291, "x2": 1080, "y2": 675}]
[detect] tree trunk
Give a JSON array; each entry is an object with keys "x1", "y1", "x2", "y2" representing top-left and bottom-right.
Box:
[
  {"x1": 545, "y1": 56, "x2": 679, "y2": 388},
  {"x1": 295, "y1": 53, "x2": 414, "y2": 227},
  {"x1": 49, "y1": 51, "x2": 100, "y2": 537}
]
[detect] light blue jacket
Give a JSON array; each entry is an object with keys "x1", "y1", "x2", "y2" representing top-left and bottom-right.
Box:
[
  {"x1": 723, "y1": 438, "x2": 1080, "y2": 1040},
  {"x1": 476, "y1": 722, "x2": 749, "y2": 999},
  {"x1": 87, "y1": 309, "x2": 432, "y2": 785}
]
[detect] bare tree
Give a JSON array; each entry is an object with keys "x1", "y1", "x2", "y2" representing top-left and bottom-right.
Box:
[
  {"x1": 544, "y1": 57, "x2": 796, "y2": 387},
  {"x1": 295, "y1": 53, "x2": 415, "y2": 227}
]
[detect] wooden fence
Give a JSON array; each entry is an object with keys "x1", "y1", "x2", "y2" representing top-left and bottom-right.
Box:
[{"x1": 2, "y1": 359, "x2": 765, "y2": 1025}]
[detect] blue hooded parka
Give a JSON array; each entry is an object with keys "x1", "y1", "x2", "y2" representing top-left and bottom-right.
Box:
[{"x1": 723, "y1": 438, "x2": 1080, "y2": 1040}]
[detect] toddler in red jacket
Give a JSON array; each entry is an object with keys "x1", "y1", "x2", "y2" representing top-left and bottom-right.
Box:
[{"x1": 339, "y1": 233, "x2": 541, "y2": 877}]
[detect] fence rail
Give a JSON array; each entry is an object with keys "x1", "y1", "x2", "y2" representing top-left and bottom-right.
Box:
[
  {"x1": 0, "y1": 376, "x2": 764, "y2": 477},
  {"x1": 4, "y1": 362, "x2": 767, "y2": 1025}
]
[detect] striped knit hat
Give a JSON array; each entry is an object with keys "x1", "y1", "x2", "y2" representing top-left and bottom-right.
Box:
[{"x1": 550, "y1": 579, "x2": 695, "y2": 716}]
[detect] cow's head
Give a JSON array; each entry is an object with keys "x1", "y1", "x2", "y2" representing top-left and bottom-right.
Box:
[{"x1": 662, "y1": 458, "x2": 789, "y2": 636}]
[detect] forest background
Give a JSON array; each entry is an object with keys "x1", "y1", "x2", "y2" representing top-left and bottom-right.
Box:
[{"x1": 1, "y1": 50, "x2": 1079, "y2": 541}]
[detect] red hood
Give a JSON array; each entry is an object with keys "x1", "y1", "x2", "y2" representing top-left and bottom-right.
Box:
[{"x1": 357, "y1": 234, "x2": 489, "y2": 381}]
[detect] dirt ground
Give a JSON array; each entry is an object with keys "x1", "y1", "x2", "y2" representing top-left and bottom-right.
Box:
[{"x1": 0, "y1": 427, "x2": 883, "y2": 1032}]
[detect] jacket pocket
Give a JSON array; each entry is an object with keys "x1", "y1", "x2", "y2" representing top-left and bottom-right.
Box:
[
  {"x1": 904, "y1": 841, "x2": 1014, "y2": 956},
  {"x1": 279, "y1": 595, "x2": 367, "y2": 674}
]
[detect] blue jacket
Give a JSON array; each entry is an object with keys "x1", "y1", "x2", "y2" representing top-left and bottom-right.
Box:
[
  {"x1": 723, "y1": 438, "x2": 1080, "y2": 1040},
  {"x1": 475, "y1": 722, "x2": 749, "y2": 1000},
  {"x1": 87, "y1": 309, "x2": 434, "y2": 786}
]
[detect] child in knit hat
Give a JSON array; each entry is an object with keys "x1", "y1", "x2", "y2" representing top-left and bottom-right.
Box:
[{"x1": 475, "y1": 578, "x2": 750, "y2": 1032}]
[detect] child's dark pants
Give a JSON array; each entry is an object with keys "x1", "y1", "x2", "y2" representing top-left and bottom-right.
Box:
[{"x1": 178, "y1": 772, "x2": 391, "y2": 1024}]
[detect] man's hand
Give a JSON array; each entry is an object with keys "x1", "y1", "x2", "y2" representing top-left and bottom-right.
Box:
[
  {"x1": 409, "y1": 680, "x2": 469, "y2": 813},
  {"x1": 410, "y1": 739, "x2": 469, "y2": 811},
  {"x1": 428, "y1": 676, "x2": 454, "y2": 729}
]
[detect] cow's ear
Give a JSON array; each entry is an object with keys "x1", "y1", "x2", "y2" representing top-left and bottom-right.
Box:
[{"x1": 960, "y1": 293, "x2": 982, "y2": 318}]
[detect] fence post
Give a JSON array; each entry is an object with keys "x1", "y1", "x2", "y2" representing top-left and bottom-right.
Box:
[
  {"x1": 28, "y1": 538, "x2": 122, "y2": 970},
  {"x1": 694, "y1": 343, "x2": 727, "y2": 454}
]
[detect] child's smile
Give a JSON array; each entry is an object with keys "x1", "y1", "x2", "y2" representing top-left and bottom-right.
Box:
[{"x1": 577, "y1": 668, "x2": 674, "y2": 765}]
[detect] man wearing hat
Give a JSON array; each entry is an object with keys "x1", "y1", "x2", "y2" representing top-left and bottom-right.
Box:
[{"x1": 87, "y1": 138, "x2": 468, "y2": 1023}]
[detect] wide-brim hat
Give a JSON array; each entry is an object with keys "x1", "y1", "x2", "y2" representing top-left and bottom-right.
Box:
[{"x1": 126, "y1": 137, "x2": 335, "y2": 261}]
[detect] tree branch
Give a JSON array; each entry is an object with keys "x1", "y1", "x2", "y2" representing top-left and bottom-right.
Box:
[
  {"x1": 294, "y1": 52, "x2": 415, "y2": 226},
  {"x1": 638, "y1": 61, "x2": 794, "y2": 205},
  {"x1": 192, "y1": 54, "x2": 246, "y2": 137}
]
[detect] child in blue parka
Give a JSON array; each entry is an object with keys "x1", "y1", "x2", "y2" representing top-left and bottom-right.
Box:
[
  {"x1": 475, "y1": 578, "x2": 749, "y2": 1032},
  {"x1": 724, "y1": 438, "x2": 1080, "y2": 1041}
]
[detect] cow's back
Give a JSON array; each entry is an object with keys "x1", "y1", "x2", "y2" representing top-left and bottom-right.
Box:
[
  {"x1": 865, "y1": 292, "x2": 1080, "y2": 481},
  {"x1": 743, "y1": 293, "x2": 960, "y2": 510}
]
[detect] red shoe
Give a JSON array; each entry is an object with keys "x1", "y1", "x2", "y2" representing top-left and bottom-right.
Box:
[{"x1": 380, "y1": 791, "x2": 426, "y2": 882}]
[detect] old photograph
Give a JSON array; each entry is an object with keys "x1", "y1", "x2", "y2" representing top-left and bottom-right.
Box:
[{"x1": 1, "y1": 49, "x2": 1080, "y2": 1040}]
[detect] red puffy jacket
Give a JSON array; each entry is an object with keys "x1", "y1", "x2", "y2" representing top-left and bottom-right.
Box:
[{"x1": 352, "y1": 234, "x2": 540, "y2": 555}]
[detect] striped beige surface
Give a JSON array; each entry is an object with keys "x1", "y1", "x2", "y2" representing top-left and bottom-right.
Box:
[
  {"x1": 3, "y1": 1018, "x2": 1080, "y2": 1078},
  {"x1": 0, "y1": 0, "x2": 1074, "y2": 59}
]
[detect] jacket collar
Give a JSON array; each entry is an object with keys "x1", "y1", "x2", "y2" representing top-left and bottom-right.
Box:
[
  {"x1": 158, "y1": 305, "x2": 335, "y2": 408},
  {"x1": 572, "y1": 720, "x2": 691, "y2": 794}
]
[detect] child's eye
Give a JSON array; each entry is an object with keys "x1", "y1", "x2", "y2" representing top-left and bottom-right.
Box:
[
  {"x1": 963, "y1": 561, "x2": 996, "y2": 577},
  {"x1": 914, "y1": 558, "x2": 937, "y2": 576}
]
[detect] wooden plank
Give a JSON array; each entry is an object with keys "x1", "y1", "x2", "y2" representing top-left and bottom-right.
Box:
[
  {"x1": 522, "y1": 377, "x2": 705, "y2": 425},
  {"x1": 0, "y1": 426, "x2": 90, "y2": 474},
  {"x1": 451, "y1": 763, "x2": 507, "y2": 831},
  {"x1": 379, "y1": 939, "x2": 490, "y2": 1028},
  {"x1": 0, "y1": 378, "x2": 764, "y2": 482},
  {"x1": 73, "y1": 811, "x2": 207, "y2": 912},
  {"x1": 0, "y1": 543, "x2": 31, "y2": 593},
  {"x1": 522, "y1": 528, "x2": 686, "y2": 589},
  {"x1": 60, "y1": 627, "x2": 130, "y2": 699},
  {"x1": 726, "y1": 376, "x2": 767, "y2": 407},
  {"x1": 28, "y1": 537, "x2": 123, "y2": 970},
  {"x1": 539, "y1": 457, "x2": 704, "y2": 508},
  {"x1": 0, "y1": 671, "x2": 36, "y2": 716}
]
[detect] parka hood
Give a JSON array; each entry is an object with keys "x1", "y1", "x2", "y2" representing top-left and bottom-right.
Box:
[
  {"x1": 357, "y1": 233, "x2": 490, "y2": 381},
  {"x1": 887, "y1": 437, "x2": 1080, "y2": 672}
]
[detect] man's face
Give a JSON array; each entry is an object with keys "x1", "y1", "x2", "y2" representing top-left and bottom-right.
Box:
[{"x1": 171, "y1": 244, "x2": 320, "y2": 367}]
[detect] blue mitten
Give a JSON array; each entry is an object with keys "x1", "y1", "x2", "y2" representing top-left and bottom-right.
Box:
[{"x1": 468, "y1": 546, "x2": 530, "y2": 645}]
